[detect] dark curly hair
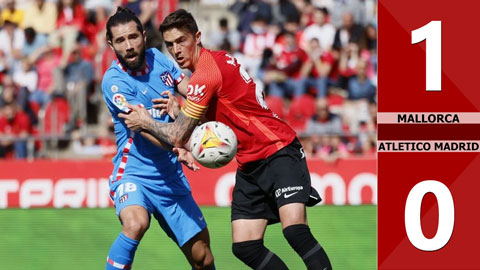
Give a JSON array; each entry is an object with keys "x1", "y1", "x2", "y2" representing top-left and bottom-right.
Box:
[{"x1": 106, "y1": 7, "x2": 144, "y2": 42}]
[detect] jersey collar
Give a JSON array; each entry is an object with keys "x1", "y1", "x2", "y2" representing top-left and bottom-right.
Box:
[{"x1": 116, "y1": 60, "x2": 150, "y2": 76}]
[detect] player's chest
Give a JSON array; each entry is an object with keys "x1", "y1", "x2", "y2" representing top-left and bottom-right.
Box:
[
  {"x1": 131, "y1": 77, "x2": 174, "y2": 121},
  {"x1": 132, "y1": 75, "x2": 173, "y2": 106}
]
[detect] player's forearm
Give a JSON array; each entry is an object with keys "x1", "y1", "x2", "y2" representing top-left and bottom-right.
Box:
[
  {"x1": 143, "y1": 112, "x2": 199, "y2": 147},
  {"x1": 139, "y1": 130, "x2": 174, "y2": 151},
  {"x1": 176, "y1": 76, "x2": 190, "y2": 98}
]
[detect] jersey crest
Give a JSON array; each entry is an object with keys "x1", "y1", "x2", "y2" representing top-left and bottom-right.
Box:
[{"x1": 160, "y1": 71, "x2": 174, "y2": 87}]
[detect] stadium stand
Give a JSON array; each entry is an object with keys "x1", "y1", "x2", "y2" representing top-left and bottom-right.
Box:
[{"x1": 0, "y1": 0, "x2": 377, "y2": 160}]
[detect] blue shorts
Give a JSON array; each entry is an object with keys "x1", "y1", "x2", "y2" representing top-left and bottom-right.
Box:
[{"x1": 110, "y1": 177, "x2": 207, "y2": 247}]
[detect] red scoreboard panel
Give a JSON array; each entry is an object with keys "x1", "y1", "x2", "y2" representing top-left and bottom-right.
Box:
[{"x1": 379, "y1": 0, "x2": 480, "y2": 269}]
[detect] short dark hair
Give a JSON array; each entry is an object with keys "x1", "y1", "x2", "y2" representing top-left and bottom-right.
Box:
[
  {"x1": 286, "y1": 15, "x2": 300, "y2": 24},
  {"x1": 3, "y1": 20, "x2": 16, "y2": 27},
  {"x1": 159, "y1": 9, "x2": 198, "y2": 37},
  {"x1": 106, "y1": 7, "x2": 143, "y2": 41},
  {"x1": 315, "y1": 7, "x2": 329, "y2": 15},
  {"x1": 284, "y1": 31, "x2": 296, "y2": 38},
  {"x1": 219, "y1": 18, "x2": 228, "y2": 28},
  {"x1": 24, "y1": 27, "x2": 36, "y2": 39}
]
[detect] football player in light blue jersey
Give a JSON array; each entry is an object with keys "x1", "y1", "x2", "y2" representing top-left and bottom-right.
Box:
[{"x1": 101, "y1": 7, "x2": 215, "y2": 270}]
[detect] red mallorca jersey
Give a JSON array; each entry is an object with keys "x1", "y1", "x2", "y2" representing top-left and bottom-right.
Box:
[{"x1": 182, "y1": 48, "x2": 296, "y2": 168}]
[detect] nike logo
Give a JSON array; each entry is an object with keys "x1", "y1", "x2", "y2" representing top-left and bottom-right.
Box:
[
  {"x1": 141, "y1": 89, "x2": 147, "y2": 95},
  {"x1": 199, "y1": 216, "x2": 204, "y2": 221},
  {"x1": 284, "y1": 192, "x2": 299, "y2": 199}
]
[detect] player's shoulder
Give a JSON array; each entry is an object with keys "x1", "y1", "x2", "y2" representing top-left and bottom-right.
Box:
[
  {"x1": 102, "y1": 62, "x2": 123, "y2": 82},
  {"x1": 146, "y1": 47, "x2": 159, "y2": 58},
  {"x1": 101, "y1": 65, "x2": 132, "y2": 94},
  {"x1": 201, "y1": 48, "x2": 229, "y2": 61},
  {"x1": 196, "y1": 48, "x2": 230, "y2": 73},
  {"x1": 189, "y1": 49, "x2": 225, "y2": 89}
]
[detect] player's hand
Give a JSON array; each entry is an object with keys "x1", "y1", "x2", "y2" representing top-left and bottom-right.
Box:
[
  {"x1": 173, "y1": 147, "x2": 200, "y2": 172},
  {"x1": 152, "y1": 91, "x2": 180, "y2": 120},
  {"x1": 118, "y1": 104, "x2": 152, "y2": 131}
]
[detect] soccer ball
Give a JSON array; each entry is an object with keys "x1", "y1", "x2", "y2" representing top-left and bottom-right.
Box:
[{"x1": 190, "y1": 121, "x2": 237, "y2": 168}]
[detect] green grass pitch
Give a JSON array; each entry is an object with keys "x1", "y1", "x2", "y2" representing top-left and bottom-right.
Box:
[{"x1": 0, "y1": 206, "x2": 376, "y2": 269}]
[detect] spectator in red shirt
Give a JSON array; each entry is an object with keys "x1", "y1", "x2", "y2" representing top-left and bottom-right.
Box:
[
  {"x1": 265, "y1": 31, "x2": 308, "y2": 98},
  {"x1": 284, "y1": 16, "x2": 304, "y2": 47},
  {"x1": 300, "y1": 37, "x2": 335, "y2": 98},
  {"x1": 0, "y1": 101, "x2": 31, "y2": 159},
  {"x1": 49, "y1": 0, "x2": 86, "y2": 67},
  {"x1": 29, "y1": 46, "x2": 62, "y2": 108}
]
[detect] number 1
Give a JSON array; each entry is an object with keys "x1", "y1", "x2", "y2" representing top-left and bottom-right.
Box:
[{"x1": 412, "y1": 21, "x2": 442, "y2": 91}]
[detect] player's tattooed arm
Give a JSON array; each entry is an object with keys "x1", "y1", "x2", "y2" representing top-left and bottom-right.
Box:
[
  {"x1": 147, "y1": 111, "x2": 200, "y2": 147},
  {"x1": 138, "y1": 130, "x2": 174, "y2": 151},
  {"x1": 118, "y1": 104, "x2": 199, "y2": 147}
]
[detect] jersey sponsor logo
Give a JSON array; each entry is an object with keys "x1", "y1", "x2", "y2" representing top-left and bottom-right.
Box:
[
  {"x1": 147, "y1": 108, "x2": 162, "y2": 119},
  {"x1": 187, "y1": 84, "x2": 206, "y2": 97},
  {"x1": 188, "y1": 96, "x2": 202, "y2": 103},
  {"x1": 160, "y1": 71, "x2": 174, "y2": 87},
  {"x1": 275, "y1": 186, "x2": 304, "y2": 198},
  {"x1": 111, "y1": 85, "x2": 118, "y2": 93},
  {"x1": 112, "y1": 94, "x2": 128, "y2": 111}
]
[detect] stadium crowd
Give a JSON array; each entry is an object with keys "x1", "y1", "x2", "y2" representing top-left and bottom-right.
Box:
[{"x1": 0, "y1": 0, "x2": 376, "y2": 161}]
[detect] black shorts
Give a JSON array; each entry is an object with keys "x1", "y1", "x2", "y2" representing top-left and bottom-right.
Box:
[{"x1": 231, "y1": 138, "x2": 317, "y2": 224}]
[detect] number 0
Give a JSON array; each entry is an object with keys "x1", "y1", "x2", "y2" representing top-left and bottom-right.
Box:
[
  {"x1": 405, "y1": 180, "x2": 454, "y2": 251},
  {"x1": 411, "y1": 21, "x2": 442, "y2": 91}
]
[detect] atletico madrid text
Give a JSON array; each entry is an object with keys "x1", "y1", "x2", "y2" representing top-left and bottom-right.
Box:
[{"x1": 378, "y1": 142, "x2": 479, "y2": 151}]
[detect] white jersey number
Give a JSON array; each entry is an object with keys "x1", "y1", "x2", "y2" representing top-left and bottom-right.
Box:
[
  {"x1": 411, "y1": 21, "x2": 442, "y2": 91},
  {"x1": 116, "y1": 182, "x2": 137, "y2": 197},
  {"x1": 225, "y1": 53, "x2": 268, "y2": 110}
]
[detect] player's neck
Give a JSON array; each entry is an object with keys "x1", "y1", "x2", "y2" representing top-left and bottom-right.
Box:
[{"x1": 136, "y1": 61, "x2": 147, "y2": 72}]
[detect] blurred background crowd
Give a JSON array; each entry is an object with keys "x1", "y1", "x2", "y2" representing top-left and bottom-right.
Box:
[{"x1": 0, "y1": 0, "x2": 376, "y2": 162}]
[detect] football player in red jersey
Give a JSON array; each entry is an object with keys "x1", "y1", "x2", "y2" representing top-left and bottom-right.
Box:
[{"x1": 119, "y1": 9, "x2": 332, "y2": 270}]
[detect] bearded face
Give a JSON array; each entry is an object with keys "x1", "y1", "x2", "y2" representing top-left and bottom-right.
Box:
[
  {"x1": 115, "y1": 42, "x2": 146, "y2": 71},
  {"x1": 109, "y1": 21, "x2": 147, "y2": 71}
]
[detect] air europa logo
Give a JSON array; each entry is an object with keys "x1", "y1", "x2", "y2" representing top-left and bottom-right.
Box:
[
  {"x1": 275, "y1": 186, "x2": 304, "y2": 198},
  {"x1": 187, "y1": 84, "x2": 206, "y2": 97},
  {"x1": 147, "y1": 108, "x2": 162, "y2": 118}
]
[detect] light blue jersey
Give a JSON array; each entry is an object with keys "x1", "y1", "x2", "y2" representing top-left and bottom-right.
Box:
[
  {"x1": 102, "y1": 48, "x2": 206, "y2": 247},
  {"x1": 102, "y1": 48, "x2": 186, "y2": 183}
]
